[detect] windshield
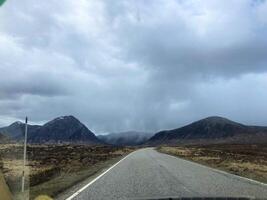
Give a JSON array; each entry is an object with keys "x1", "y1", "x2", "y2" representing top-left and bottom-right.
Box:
[{"x1": 0, "y1": 0, "x2": 267, "y2": 200}]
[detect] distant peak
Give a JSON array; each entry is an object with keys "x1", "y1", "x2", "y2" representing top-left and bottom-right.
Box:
[
  {"x1": 199, "y1": 116, "x2": 241, "y2": 125},
  {"x1": 45, "y1": 115, "x2": 80, "y2": 126},
  {"x1": 10, "y1": 121, "x2": 24, "y2": 126},
  {"x1": 54, "y1": 115, "x2": 76, "y2": 121},
  {"x1": 204, "y1": 116, "x2": 229, "y2": 121}
]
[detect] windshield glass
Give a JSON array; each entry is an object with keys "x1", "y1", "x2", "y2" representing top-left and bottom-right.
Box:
[{"x1": 0, "y1": 0, "x2": 267, "y2": 200}]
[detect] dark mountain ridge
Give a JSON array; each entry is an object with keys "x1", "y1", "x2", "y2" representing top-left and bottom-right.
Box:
[
  {"x1": 147, "y1": 116, "x2": 267, "y2": 145},
  {"x1": 0, "y1": 116, "x2": 102, "y2": 145},
  {"x1": 0, "y1": 121, "x2": 41, "y2": 140}
]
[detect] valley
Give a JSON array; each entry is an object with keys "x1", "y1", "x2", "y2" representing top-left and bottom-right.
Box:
[{"x1": 98, "y1": 131, "x2": 153, "y2": 146}]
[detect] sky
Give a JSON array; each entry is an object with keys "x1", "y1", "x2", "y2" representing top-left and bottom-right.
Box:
[{"x1": 0, "y1": 0, "x2": 267, "y2": 134}]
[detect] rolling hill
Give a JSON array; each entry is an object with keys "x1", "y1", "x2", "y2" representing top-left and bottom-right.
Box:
[{"x1": 147, "y1": 116, "x2": 267, "y2": 145}]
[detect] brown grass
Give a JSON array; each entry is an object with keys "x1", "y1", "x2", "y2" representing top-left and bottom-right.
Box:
[
  {"x1": 0, "y1": 171, "x2": 12, "y2": 200},
  {"x1": 0, "y1": 144, "x2": 135, "y2": 200},
  {"x1": 158, "y1": 144, "x2": 267, "y2": 184}
]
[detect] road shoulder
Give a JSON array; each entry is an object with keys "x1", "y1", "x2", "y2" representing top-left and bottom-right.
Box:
[{"x1": 157, "y1": 145, "x2": 267, "y2": 186}]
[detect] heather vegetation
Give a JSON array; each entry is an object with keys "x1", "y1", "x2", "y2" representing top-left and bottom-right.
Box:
[{"x1": 0, "y1": 144, "x2": 134, "y2": 199}]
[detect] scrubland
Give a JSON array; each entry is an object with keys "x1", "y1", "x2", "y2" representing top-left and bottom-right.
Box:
[
  {"x1": 0, "y1": 144, "x2": 134, "y2": 199},
  {"x1": 158, "y1": 144, "x2": 267, "y2": 184}
]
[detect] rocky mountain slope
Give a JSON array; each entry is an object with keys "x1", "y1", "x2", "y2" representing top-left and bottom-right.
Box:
[
  {"x1": 0, "y1": 116, "x2": 102, "y2": 145},
  {"x1": 147, "y1": 116, "x2": 267, "y2": 145}
]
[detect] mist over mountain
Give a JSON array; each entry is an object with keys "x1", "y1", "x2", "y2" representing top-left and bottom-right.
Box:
[
  {"x1": 147, "y1": 116, "x2": 267, "y2": 145},
  {"x1": 1, "y1": 115, "x2": 267, "y2": 146},
  {"x1": 98, "y1": 131, "x2": 153, "y2": 146},
  {"x1": 0, "y1": 116, "x2": 102, "y2": 145}
]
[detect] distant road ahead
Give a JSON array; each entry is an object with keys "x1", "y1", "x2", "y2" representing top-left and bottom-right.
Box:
[{"x1": 70, "y1": 148, "x2": 267, "y2": 200}]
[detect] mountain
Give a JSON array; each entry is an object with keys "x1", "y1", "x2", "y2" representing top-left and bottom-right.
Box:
[
  {"x1": 0, "y1": 116, "x2": 103, "y2": 144},
  {"x1": 28, "y1": 116, "x2": 102, "y2": 144},
  {"x1": 147, "y1": 116, "x2": 267, "y2": 145},
  {"x1": 98, "y1": 131, "x2": 153, "y2": 146},
  {"x1": 0, "y1": 121, "x2": 41, "y2": 140}
]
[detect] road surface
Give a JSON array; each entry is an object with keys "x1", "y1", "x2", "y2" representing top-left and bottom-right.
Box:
[{"x1": 69, "y1": 148, "x2": 267, "y2": 199}]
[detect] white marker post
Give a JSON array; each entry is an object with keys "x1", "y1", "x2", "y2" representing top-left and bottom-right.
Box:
[{"x1": 22, "y1": 116, "x2": 28, "y2": 193}]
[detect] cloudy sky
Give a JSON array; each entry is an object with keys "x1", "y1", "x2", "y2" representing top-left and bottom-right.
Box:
[{"x1": 0, "y1": 0, "x2": 267, "y2": 133}]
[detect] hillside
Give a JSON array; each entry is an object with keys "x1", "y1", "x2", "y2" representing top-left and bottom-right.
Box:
[
  {"x1": 28, "y1": 116, "x2": 102, "y2": 144},
  {"x1": 98, "y1": 131, "x2": 153, "y2": 146},
  {"x1": 0, "y1": 122, "x2": 41, "y2": 140},
  {"x1": 0, "y1": 133, "x2": 10, "y2": 144},
  {"x1": 148, "y1": 116, "x2": 267, "y2": 145},
  {"x1": 0, "y1": 116, "x2": 102, "y2": 145}
]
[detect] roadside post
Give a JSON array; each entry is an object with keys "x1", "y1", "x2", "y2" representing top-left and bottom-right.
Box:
[{"x1": 22, "y1": 116, "x2": 28, "y2": 192}]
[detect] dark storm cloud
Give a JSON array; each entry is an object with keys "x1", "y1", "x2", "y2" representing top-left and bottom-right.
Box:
[
  {"x1": 0, "y1": 75, "x2": 68, "y2": 99},
  {"x1": 106, "y1": 0, "x2": 267, "y2": 78},
  {"x1": 0, "y1": 0, "x2": 267, "y2": 132}
]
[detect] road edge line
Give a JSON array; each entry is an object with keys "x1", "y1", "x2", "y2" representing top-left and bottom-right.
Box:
[
  {"x1": 158, "y1": 150, "x2": 267, "y2": 187},
  {"x1": 65, "y1": 150, "x2": 136, "y2": 200},
  {"x1": 208, "y1": 164, "x2": 267, "y2": 187}
]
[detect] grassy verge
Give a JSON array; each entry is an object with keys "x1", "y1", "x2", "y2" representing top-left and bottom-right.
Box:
[
  {"x1": 0, "y1": 171, "x2": 12, "y2": 200},
  {"x1": 0, "y1": 144, "x2": 135, "y2": 200},
  {"x1": 157, "y1": 144, "x2": 267, "y2": 184},
  {"x1": 29, "y1": 156, "x2": 123, "y2": 199}
]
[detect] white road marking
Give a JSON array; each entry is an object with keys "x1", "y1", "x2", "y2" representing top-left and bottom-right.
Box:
[
  {"x1": 161, "y1": 151, "x2": 267, "y2": 187},
  {"x1": 65, "y1": 150, "x2": 136, "y2": 200},
  {"x1": 66, "y1": 148, "x2": 267, "y2": 200},
  {"x1": 210, "y1": 164, "x2": 267, "y2": 187}
]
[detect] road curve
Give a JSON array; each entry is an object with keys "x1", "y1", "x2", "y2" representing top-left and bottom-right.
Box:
[{"x1": 70, "y1": 148, "x2": 267, "y2": 200}]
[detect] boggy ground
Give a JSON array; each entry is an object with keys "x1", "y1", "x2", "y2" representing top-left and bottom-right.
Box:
[
  {"x1": 0, "y1": 144, "x2": 134, "y2": 199},
  {"x1": 158, "y1": 144, "x2": 267, "y2": 184}
]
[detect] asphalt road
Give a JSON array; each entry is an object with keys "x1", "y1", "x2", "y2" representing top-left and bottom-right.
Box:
[{"x1": 70, "y1": 148, "x2": 267, "y2": 200}]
